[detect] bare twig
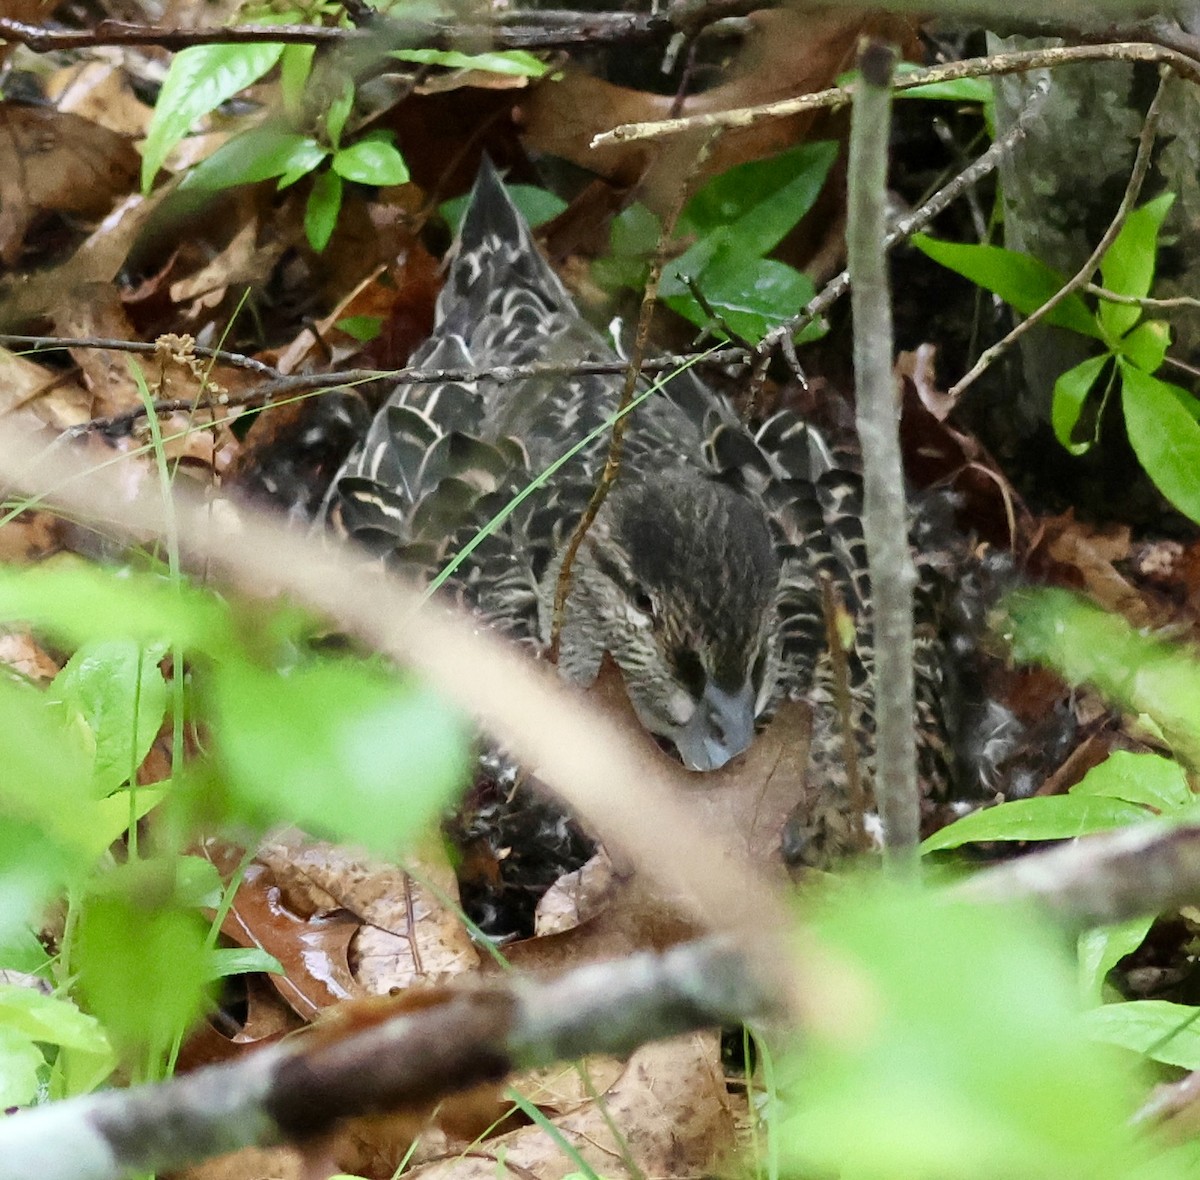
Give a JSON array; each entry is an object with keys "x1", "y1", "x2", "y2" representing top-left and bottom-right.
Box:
[
  {"x1": 0, "y1": 1, "x2": 762, "y2": 55},
  {"x1": 593, "y1": 40, "x2": 1200, "y2": 147},
  {"x1": 60, "y1": 348, "x2": 751, "y2": 436},
  {"x1": 1083, "y1": 283, "x2": 1200, "y2": 312},
  {"x1": 947, "y1": 68, "x2": 1169, "y2": 400},
  {"x1": 958, "y1": 823, "x2": 1200, "y2": 931},
  {"x1": 0, "y1": 334, "x2": 277, "y2": 378},
  {"x1": 548, "y1": 132, "x2": 719, "y2": 659},
  {"x1": 846, "y1": 38, "x2": 919, "y2": 871},
  {"x1": 0, "y1": 940, "x2": 775, "y2": 1180}
]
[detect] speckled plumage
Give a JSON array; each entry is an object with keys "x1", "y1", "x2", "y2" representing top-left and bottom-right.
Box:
[{"x1": 320, "y1": 159, "x2": 965, "y2": 866}]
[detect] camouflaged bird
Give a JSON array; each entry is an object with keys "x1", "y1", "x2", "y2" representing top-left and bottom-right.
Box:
[{"x1": 320, "y1": 158, "x2": 965, "y2": 867}]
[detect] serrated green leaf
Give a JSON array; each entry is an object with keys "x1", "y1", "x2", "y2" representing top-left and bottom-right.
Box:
[
  {"x1": 1051, "y1": 353, "x2": 1110, "y2": 455},
  {"x1": 1083, "y1": 1000, "x2": 1200, "y2": 1068},
  {"x1": 305, "y1": 169, "x2": 342, "y2": 252},
  {"x1": 331, "y1": 137, "x2": 410, "y2": 186},
  {"x1": 142, "y1": 38, "x2": 288, "y2": 190},
  {"x1": 1118, "y1": 318, "x2": 1170, "y2": 374},
  {"x1": 1121, "y1": 364, "x2": 1200, "y2": 524},
  {"x1": 391, "y1": 47, "x2": 548, "y2": 77},
  {"x1": 1098, "y1": 193, "x2": 1175, "y2": 337},
  {"x1": 1069, "y1": 751, "x2": 1192, "y2": 812},
  {"x1": 0, "y1": 1025, "x2": 45, "y2": 1106},
  {"x1": 921, "y1": 794, "x2": 1150, "y2": 852},
  {"x1": 912, "y1": 236, "x2": 1103, "y2": 339},
  {"x1": 208, "y1": 657, "x2": 470, "y2": 855},
  {"x1": 0, "y1": 985, "x2": 117, "y2": 1099}
]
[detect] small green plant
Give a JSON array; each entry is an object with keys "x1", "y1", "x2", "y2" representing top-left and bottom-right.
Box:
[
  {"x1": 915, "y1": 194, "x2": 1200, "y2": 521},
  {"x1": 926, "y1": 585, "x2": 1200, "y2": 1083},
  {"x1": 595, "y1": 142, "x2": 838, "y2": 344},
  {"x1": 141, "y1": 7, "x2": 547, "y2": 250},
  {"x1": 0, "y1": 562, "x2": 470, "y2": 1092}
]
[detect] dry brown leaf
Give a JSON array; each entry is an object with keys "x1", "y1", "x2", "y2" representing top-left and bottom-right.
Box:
[
  {"x1": 258, "y1": 833, "x2": 480, "y2": 996},
  {"x1": 405, "y1": 1032, "x2": 735, "y2": 1180},
  {"x1": 0, "y1": 102, "x2": 138, "y2": 265},
  {"x1": 0, "y1": 629, "x2": 59, "y2": 680},
  {"x1": 46, "y1": 62, "x2": 153, "y2": 139},
  {"x1": 201, "y1": 845, "x2": 362, "y2": 1022},
  {"x1": 522, "y1": 10, "x2": 920, "y2": 209}
]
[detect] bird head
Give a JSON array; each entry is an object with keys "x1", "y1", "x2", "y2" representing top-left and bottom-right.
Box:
[{"x1": 545, "y1": 470, "x2": 781, "y2": 771}]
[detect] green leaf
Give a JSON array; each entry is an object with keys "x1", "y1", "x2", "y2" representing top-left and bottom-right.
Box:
[
  {"x1": 782, "y1": 880, "x2": 1154, "y2": 1180},
  {"x1": 1069, "y1": 751, "x2": 1192, "y2": 812},
  {"x1": 1078, "y1": 918, "x2": 1153, "y2": 1006},
  {"x1": 76, "y1": 862, "x2": 211, "y2": 1056},
  {"x1": 1118, "y1": 318, "x2": 1169, "y2": 374},
  {"x1": 1051, "y1": 353, "x2": 1111, "y2": 455},
  {"x1": 1121, "y1": 364, "x2": 1200, "y2": 524},
  {"x1": 912, "y1": 236, "x2": 1103, "y2": 339},
  {"x1": 305, "y1": 169, "x2": 343, "y2": 252},
  {"x1": 142, "y1": 38, "x2": 287, "y2": 190},
  {"x1": 336, "y1": 315, "x2": 383, "y2": 342},
  {"x1": 176, "y1": 854, "x2": 225, "y2": 909},
  {"x1": 679, "y1": 141, "x2": 837, "y2": 257},
  {"x1": 391, "y1": 47, "x2": 549, "y2": 77},
  {"x1": 441, "y1": 184, "x2": 566, "y2": 236},
  {"x1": 0, "y1": 1025, "x2": 46, "y2": 1106},
  {"x1": 0, "y1": 820, "x2": 72, "y2": 945},
  {"x1": 1083, "y1": 1000, "x2": 1200, "y2": 1069},
  {"x1": 278, "y1": 43, "x2": 314, "y2": 115},
  {"x1": 1098, "y1": 193, "x2": 1175, "y2": 337},
  {"x1": 177, "y1": 127, "x2": 327, "y2": 194},
  {"x1": 998, "y1": 587, "x2": 1200, "y2": 765},
  {"x1": 324, "y1": 77, "x2": 355, "y2": 149},
  {"x1": 208, "y1": 945, "x2": 283, "y2": 978},
  {"x1": 0, "y1": 985, "x2": 116, "y2": 1099},
  {"x1": 921, "y1": 794, "x2": 1150, "y2": 852},
  {"x1": 51, "y1": 640, "x2": 168, "y2": 795},
  {"x1": 666, "y1": 254, "x2": 819, "y2": 344},
  {"x1": 0, "y1": 561, "x2": 234, "y2": 656},
  {"x1": 331, "y1": 136, "x2": 410, "y2": 186},
  {"x1": 208, "y1": 657, "x2": 470, "y2": 855}
]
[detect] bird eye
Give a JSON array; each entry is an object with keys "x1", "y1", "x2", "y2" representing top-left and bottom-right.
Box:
[{"x1": 632, "y1": 588, "x2": 656, "y2": 618}]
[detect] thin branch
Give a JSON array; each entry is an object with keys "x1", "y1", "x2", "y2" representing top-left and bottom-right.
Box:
[
  {"x1": 0, "y1": 941, "x2": 775, "y2": 1180},
  {"x1": 0, "y1": 1, "x2": 762, "y2": 55},
  {"x1": 957, "y1": 823, "x2": 1200, "y2": 931},
  {"x1": 947, "y1": 68, "x2": 1169, "y2": 400},
  {"x1": 0, "y1": 334, "x2": 277, "y2": 378},
  {"x1": 748, "y1": 73, "x2": 1050, "y2": 403},
  {"x1": 58, "y1": 348, "x2": 751, "y2": 436},
  {"x1": 548, "y1": 132, "x2": 719, "y2": 659},
  {"x1": 1083, "y1": 283, "x2": 1200, "y2": 312},
  {"x1": 846, "y1": 38, "x2": 919, "y2": 871},
  {"x1": 593, "y1": 40, "x2": 1200, "y2": 147}
]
